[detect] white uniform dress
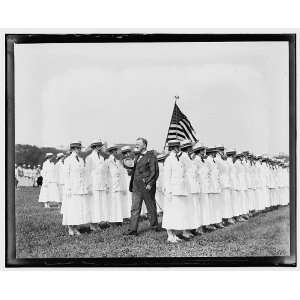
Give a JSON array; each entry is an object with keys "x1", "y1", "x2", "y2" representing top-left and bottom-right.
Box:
[
  {"x1": 22, "y1": 168, "x2": 29, "y2": 186},
  {"x1": 243, "y1": 160, "x2": 253, "y2": 212},
  {"x1": 215, "y1": 156, "x2": 233, "y2": 219},
  {"x1": 56, "y1": 160, "x2": 65, "y2": 203},
  {"x1": 206, "y1": 156, "x2": 222, "y2": 224},
  {"x1": 248, "y1": 162, "x2": 257, "y2": 211},
  {"x1": 62, "y1": 153, "x2": 90, "y2": 226},
  {"x1": 273, "y1": 166, "x2": 281, "y2": 206},
  {"x1": 183, "y1": 153, "x2": 201, "y2": 228},
  {"x1": 121, "y1": 163, "x2": 132, "y2": 217},
  {"x1": 156, "y1": 162, "x2": 165, "y2": 212},
  {"x1": 196, "y1": 156, "x2": 210, "y2": 226},
  {"x1": 48, "y1": 161, "x2": 61, "y2": 202},
  {"x1": 38, "y1": 160, "x2": 50, "y2": 203},
  {"x1": 282, "y1": 168, "x2": 289, "y2": 205},
  {"x1": 235, "y1": 159, "x2": 248, "y2": 215},
  {"x1": 162, "y1": 151, "x2": 199, "y2": 230},
  {"x1": 107, "y1": 155, "x2": 129, "y2": 222},
  {"x1": 227, "y1": 158, "x2": 240, "y2": 217},
  {"x1": 85, "y1": 151, "x2": 110, "y2": 223}
]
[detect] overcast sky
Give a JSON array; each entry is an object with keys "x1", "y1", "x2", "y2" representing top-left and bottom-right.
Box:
[{"x1": 15, "y1": 41, "x2": 289, "y2": 155}]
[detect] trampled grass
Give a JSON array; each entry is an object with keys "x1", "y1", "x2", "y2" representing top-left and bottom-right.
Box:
[{"x1": 15, "y1": 187, "x2": 290, "y2": 258}]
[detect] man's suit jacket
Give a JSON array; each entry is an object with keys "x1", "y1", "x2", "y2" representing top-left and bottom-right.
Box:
[{"x1": 129, "y1": 150, "x2": 159, "y2": 193}]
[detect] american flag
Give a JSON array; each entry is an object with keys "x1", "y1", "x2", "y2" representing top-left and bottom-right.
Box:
[{"x1": 165, "y1": 101, "x2": 198, "y2": 147}]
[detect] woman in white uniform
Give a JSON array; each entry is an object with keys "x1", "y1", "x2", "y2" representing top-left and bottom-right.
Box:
[
  {"x1": 55, "y1": 153, "x2": 66, "y2": 204},
  {"x1": 206, "y1": 147, "x2": 224, "y2": 229},
  {"x1": 38, "y1": 153, "x2": 54, "y2": 208},
  {"x1": 235, "y1": 153, "x2": 249, "y2": 219},
  {"x1": 163, "y1": 140, "x2": 197, "y2": 243},
  {"x1": 192, "y1": 144, "x2": 213, "y2": 232},
  {"x1": 106, "y1": 145, "x2": 129, "y2": 224},
  {"x1": 85, "y1": 140, "x2": 110, "y2": 230},
  {"x1": 63, "y1": 141, "x2": 90, "y2": 236},
  {"x1": 248, "y1": 154, "x2": 258, "y2": 215},
  {"x1": 226, "y1": 150, "x2": 242, "y2": 222},
  {"x1": 215, "y1": 147, "x2": 235, "y2": 225},
  {"x1": 180, "y1": 139, "x2": 201, "y2": 237}
]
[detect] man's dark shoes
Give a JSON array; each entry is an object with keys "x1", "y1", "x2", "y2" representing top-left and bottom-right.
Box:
[{"x1": 123, "y1": 230, "x2": 138, "y2": 236}]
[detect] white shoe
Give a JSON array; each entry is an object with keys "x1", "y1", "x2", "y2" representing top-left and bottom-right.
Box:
[
  {"x1": 174, "y1": 235, "x2": 183, "y2": 242},
  {"x1": 167, "y1": 237, "x2": 177, "y2": 243},
  {"x1": 74, "y1": 229, "x2": 81, "y2": 236},
  {"x1": 90, "y1": 224, "x2": 98, "y2": 231}
]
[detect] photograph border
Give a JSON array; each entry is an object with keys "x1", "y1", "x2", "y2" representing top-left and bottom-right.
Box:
[{"x1": 5, "y1": 33, "x2": 297, "y2": 267}]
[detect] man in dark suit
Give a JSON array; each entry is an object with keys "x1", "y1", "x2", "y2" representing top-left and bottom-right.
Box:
[{"x1": 124, "y1": 137, "x2": 160, "y2": 236}]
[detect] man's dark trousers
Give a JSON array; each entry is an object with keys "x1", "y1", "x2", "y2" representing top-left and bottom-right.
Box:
[{"x1": 129, "y1": 151, "x2": 159, "y2": 232}]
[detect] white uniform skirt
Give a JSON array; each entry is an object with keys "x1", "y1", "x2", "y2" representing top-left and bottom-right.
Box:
[
  {"x1": 239, "y1": 190, "x2": 248, "y2": 214},
  {"x1": 221, "y1": 188, "x2": 234, "y2": 219},
  {"x1": 38, "y1": 182, "x2": 60, "y2": 203},
  {"x1": 256, "y1": 188, "x2": 266, "y2": 210},
  {"x1": 156, "y1": 190, "x2": 164, "y2": 213},
  {"x1": 191, "y1": 193, "x2": 201, "y2": 228},
  {"x1": 247, "y1": 189, "x2": 256, "y2": 211},
  {"x1": 275, "y1": 188, "x2": 282, "y2": 206},
  {"x1": 62, "y1": 194, "x2": 90, "y2": 225},
  {"x1": 162, "y1": 194, "x2": 199, "y2": 230},
  {"x1": 231, "y1": 190, "x2": 240, "y2": 217},
  {"x1": 281, "y1": 187, "x2": 289, "y2": 205},
  {"x1": 199, "y1": 193, "x2": 209, "y2": 226},
  {"x1": 108, "y1": 191, "x2": 128, "y2": 222},
  {"x1": 57, "y1": 184, "x2": 64, "y2": 203},
  {"x1": 244, "y1": 190, "x2": 251, "y2": 212},
  {"x1": 125, "y1": 191, "x2": 132, "y2": 217},
  {"x1": 270, "y1": 188, "x2": 279, "y2": 206},
  {"x1": 208, "y1": 193, "x2": 222, "y2": 224},
  {"x1": 87, "y1": 190, "x2": 110, "y2": 223}
]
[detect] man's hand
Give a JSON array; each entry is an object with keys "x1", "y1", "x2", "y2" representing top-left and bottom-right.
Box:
[{"x1": 145, "y1": 184, "x2": 151, "y2": 190}]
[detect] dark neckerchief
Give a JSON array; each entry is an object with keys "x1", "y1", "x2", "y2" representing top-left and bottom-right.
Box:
[{"x1": 176, "y1": 151, "x2": 182, "y2": 161}]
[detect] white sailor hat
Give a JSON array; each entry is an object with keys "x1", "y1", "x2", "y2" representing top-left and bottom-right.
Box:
[
  {"x1": 38, "y1": 164, "x2": 41, "y2": 167},
  {"x1": 56, "y1": 153, "x2": 64, "y2": 159},
  {"x1": 191, "y1": 141, "x2": 206, "y2": 152},
  {"x1": 180, "y1": 139, "x2": 193, "y2": 149},
  {"x1": 45, "y1": 153, "x2": 53, "y2": 157},
  {"x1": 90, "y1": 139, "x2": 103, "y2": 148},
  {"x1": 121, "y1": 145, "x2": 131, "y2": 153},
  {"x1": 107, "y1": 144, "x2": 119, "y2": 152},
  {"x1": 70, "y1": 141, "x2": 82, "y2": 149},
  {"x1": 23, "y1": 164, "x2": 26, "y2": 167}
]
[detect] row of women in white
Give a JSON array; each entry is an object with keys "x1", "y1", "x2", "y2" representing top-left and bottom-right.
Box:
[
  {"x1": 15, "y1": 164, "x2": 41, "y2": 187},
  {"x1": 160, "y1": 140, "x2": 289, "y2": 242},
  {"x1": 38, "y1": 139, "x2": 289, "y2": 239},
  {"x1": 38, "y1": 141, "x2": 149, "y2": 235}
]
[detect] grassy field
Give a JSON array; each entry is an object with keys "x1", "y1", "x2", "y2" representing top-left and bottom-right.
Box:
[{"x1": 15, "y1": 187, "x2": 290, "y2": 258}]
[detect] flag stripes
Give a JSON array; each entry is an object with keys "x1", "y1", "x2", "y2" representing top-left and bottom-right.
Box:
[{"x1": 165, "y1": 102, "x2": 198, "y2": 146}]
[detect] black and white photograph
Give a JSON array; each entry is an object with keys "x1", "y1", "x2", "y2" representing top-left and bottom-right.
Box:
[{"x1": 5, "y1": 33, "x2": 296, "y2": 267}]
